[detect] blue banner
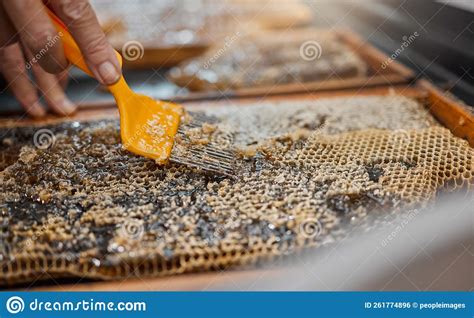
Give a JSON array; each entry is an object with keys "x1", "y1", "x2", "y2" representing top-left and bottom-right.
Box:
[{"x1": 0, "y1": 292, "x2": 471, "y2": 318}]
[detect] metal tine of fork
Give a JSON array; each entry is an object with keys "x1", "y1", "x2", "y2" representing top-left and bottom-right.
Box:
[
  {"x1": 173, "y1": 147, "x2": 234, "y2": 168},
  {"x1": 187, "y1": 149, "x2": 235, "y2": 165},
  {"x1": 189, "y1": 161, "x2": 233, "y2": 172},
  {"x1": 170, "y1": 155, "x2": 234, "y2": 176},
  {"x1": 169, "y1": 112, "x2": 236, "y2": 177},
  {"x1": 171, "y1": 151, "x2": 235, "y2": 175},
  {"x1": 205, "y1": 147, "x2": 235, "y2": 159},
  {"x1": 185, "y1": 159, "x2": 234, "y2": 172},
  {"x1": 186, "y1": 149, "x2": 234, "y2": 165},
  {"x1": 188, "y1": 143, "x2": 234, "y2": 157}
]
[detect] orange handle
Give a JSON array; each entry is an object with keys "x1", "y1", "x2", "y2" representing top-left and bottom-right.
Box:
[{"x1": 44, "y1": 6, "x2": 122, "y2": 78}]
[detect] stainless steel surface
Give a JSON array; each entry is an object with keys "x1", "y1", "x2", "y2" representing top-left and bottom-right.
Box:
[{"x1": 213, "y1": 194, "x2": 474, "y2": 291}]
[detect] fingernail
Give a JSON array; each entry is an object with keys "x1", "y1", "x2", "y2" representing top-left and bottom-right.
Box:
[
  {"x1": 29, "y1": 102, "x2": 46, "y2": 118},
  {"x1": 61, "y1": 98, "x2": 77, "y2": 115},
  {"x1": 97, "y1": 61, "x2": 120, "y2": 85}
]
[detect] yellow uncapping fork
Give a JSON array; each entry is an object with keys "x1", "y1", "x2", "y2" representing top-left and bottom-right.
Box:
[{"x1": 46, "y1": 8, "x2": 234, "y2": 176}]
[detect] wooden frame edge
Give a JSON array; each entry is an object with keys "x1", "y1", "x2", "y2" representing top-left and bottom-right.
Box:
[
  {"x1": 418, "y1": 79, "x2": 474, "y2": 146},
  {"x1": 169, "y1": 28, "x2": 416, "y2": 101}
]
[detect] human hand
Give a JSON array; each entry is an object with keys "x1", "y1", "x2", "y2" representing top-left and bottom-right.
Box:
[{"x1": 0, "y1": 0, "x2": 121, "y2": 117}]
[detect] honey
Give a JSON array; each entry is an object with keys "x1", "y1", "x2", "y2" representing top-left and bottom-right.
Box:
[{"x1": 0, "y1": 95, "x2": 472, "y2": 285}]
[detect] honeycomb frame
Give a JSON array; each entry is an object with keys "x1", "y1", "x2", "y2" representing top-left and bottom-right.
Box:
[{"x1": 0, "y1": 93, "x2": 472, "y2": 286}]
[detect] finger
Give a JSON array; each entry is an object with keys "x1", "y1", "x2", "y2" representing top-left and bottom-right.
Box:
[
  {"x1": 50, "y1": 0, "x2": 121, "y2": 85},
  {"x1": 26, "y1": 48, "x2": 76, "y2": 116},
  {"x1": 0, "y1": 43, "x2": 46, "y2": 118},
  {"x1": 56, "y1": 68, "x2": 69, "y2": 89},
  {"x1": 0, "y1": 4, "x2": 18, "y2": 47},
  {"x1": 2, "y1": 0, "x2": 68, "y2": 73}
]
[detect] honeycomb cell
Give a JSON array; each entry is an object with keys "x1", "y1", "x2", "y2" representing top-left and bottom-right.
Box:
[{"x1": 0, "y1": 95, "x2": 472, "y2": 286}]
